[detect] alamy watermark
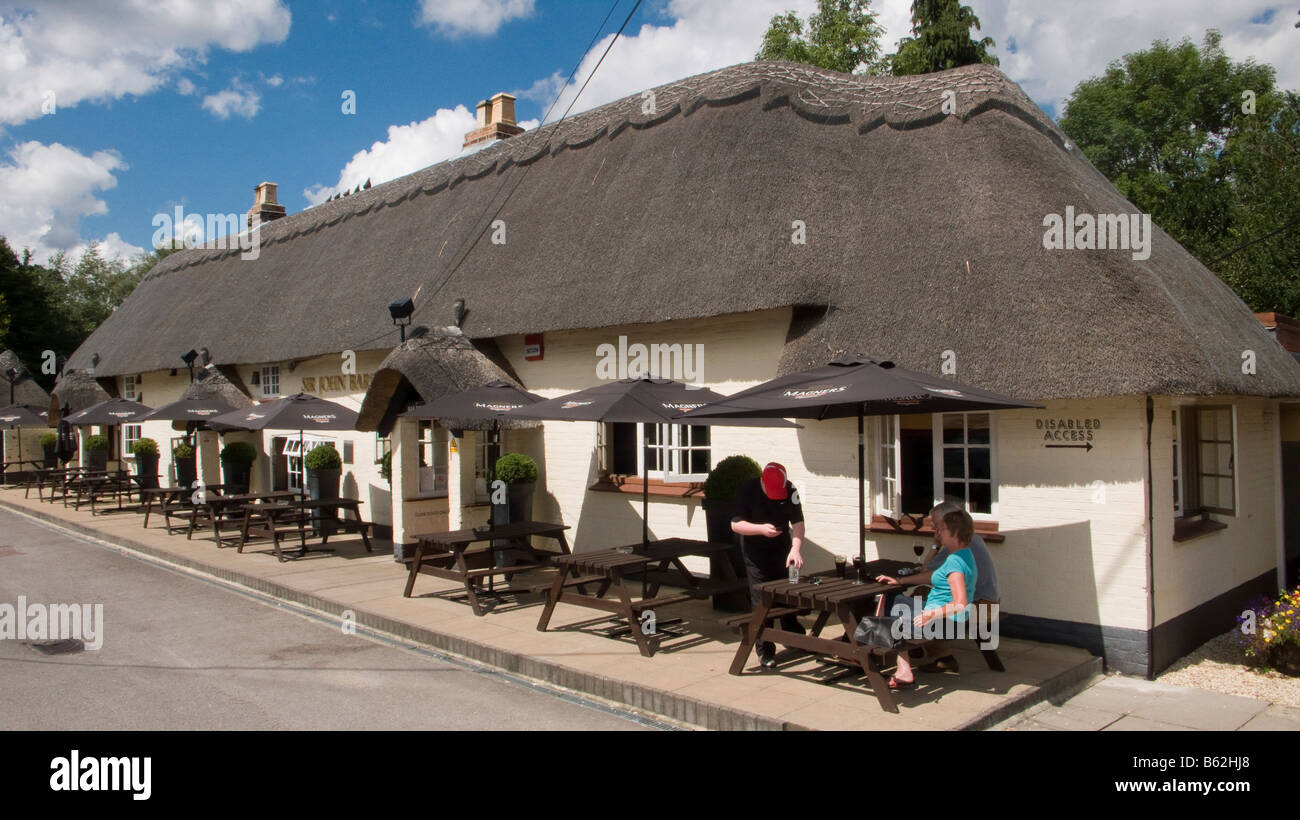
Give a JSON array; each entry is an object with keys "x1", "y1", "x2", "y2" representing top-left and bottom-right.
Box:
[
  {"x1": 888, "y1": 596, "x2": 999, "y2": 650},
  {"x1": 595, "y1": 336, "x2": 703, "y2": 382},
  {"x1": 151, "y1": 206, "x2": 261, "y2": 260},
  {"x1": 1042, "y1": 207, "x2": 1152, "y2": 261},
  {"x1": 0, "y1": 596, "x2": 103, "y2": 650}
]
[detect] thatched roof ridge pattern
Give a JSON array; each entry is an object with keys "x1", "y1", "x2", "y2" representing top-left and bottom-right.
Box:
[
  {"x1": 65, "y1": 61, "x2": 1300, "y2": 400},
  {"x1": 0, "y1": 350, "x2": 51, "y2": 407}
]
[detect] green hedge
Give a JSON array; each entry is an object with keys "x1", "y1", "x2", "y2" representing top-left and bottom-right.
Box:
[
  {"x1": 39, "y1": 432, "x2": 57, "y2": 447},
  {"x1": 172, "y1": 442, "x2": 194, "y2": 459},
  {"x1": 131, "y1": 437, "x2": 158, "y2": 456},
  {"x1": 378, "y1": 450, "x2": 392, "y2": 482},
  {"x1": 304, "y1": 443, "x2": 342, "y2": 470},
  {"x1": 703, "y1": 455, "x2": 761, "y2": 502},
  {"x1": 495, "y1": 452, "x2": 538, "y2": 484},
  {"x1": 85, "y1": 434, "x2": 110, "y2": 452},
  {"x1": 220, "y1": 441, "x2": 258, "y2": 465}
]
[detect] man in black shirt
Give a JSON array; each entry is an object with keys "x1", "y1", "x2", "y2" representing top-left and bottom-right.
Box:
[{"x1": 731, "y1": 462, "x2": 806, "y2": 668}]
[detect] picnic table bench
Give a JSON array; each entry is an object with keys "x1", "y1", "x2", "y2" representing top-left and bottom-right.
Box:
[
  {"x1": 71, "y1": 471, "x2": 141, "y2": 513},
  {"x1": 536, "y1": 538, "x2": 747, "y2": 657},
  {"x1": 139, "y1": 484, "x2": 229, "y2": 531},
  {"x1": 403, "y1": 520, "x2": 572, "y2": 615},
  {"x1": 25, "y1": 467, "x2": 70, "y2": 500},
  {"x1": 186, "y1": 491, "x2": 302, "y2": 546},
  {"x1": 239, "y1": 498, "x2": 372, "y2": 562},
  {"x1": 728, "y1": 560, "x2": 1004, "y2": 713}
]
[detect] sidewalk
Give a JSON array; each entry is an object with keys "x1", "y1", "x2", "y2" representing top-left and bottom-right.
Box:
[
  {"x1": 993, "y1": 675, "x2": 1300, "y2": 731},
  {"x1": 2, "y1": 487, "x2": 1099, "y2": 731}
]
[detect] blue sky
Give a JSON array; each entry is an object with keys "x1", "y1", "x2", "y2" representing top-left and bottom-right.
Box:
[{"x1": 2, "y1": 0, "x2": 1297, "y2": 265}]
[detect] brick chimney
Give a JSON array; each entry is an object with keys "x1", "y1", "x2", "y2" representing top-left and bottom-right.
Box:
[
  {"x1": 462, "y1": 92, "x2": 524, "y2": 150},
  {"x1": 247, "y1": 181, "x2": 287, "y2": 229}
]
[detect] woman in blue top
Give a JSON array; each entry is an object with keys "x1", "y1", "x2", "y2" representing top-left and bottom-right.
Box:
[{"x1": 875, "y1": 508, "x2": 978, "y2": 689}]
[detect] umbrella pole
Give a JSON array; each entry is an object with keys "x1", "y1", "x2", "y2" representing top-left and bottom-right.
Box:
[{"x1": 858, "y1": 409, "x2": 866, "y2": 562}]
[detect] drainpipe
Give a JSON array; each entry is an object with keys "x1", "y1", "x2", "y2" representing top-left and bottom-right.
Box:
[{"x1": 1145, "y1": 394, "x2": 1155, "y2": 679}]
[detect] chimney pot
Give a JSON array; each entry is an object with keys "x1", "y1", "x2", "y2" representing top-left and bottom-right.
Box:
[
  {"x1": 463, "y1": 92, "x2": 524, "y2": 150},
  {"x1": 248, "y1": 181, "x2": 287, "y2": 229}
]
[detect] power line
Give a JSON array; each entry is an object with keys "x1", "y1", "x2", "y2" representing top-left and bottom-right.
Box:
[{"x1": 1208, "y1": 215, "x2": 1300, "y2": 266}]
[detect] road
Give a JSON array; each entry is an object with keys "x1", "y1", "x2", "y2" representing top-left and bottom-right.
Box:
[{"x1": 0, "y1": 508, "x2": 654, "y2": 730}]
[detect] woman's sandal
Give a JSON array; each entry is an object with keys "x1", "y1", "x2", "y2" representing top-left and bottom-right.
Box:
[{"x1": 888, "y1": 675, "x2": 916, "y2": 690}]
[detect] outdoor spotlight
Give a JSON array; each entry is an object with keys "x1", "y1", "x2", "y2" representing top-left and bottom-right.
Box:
[
  {"x1": 3, "y1": 367, "x2": 19, "y2": 405},
  {"x1": 389, "y1": 297, "x2": 414, "y2": 342},
  {"x1": 90, "y1": 353, "x2": 100, "y2": 375},
  {"x1": 181, "y1": 349, "x2": 198, "y2": 383},
  {"x1": 454, "y1": 298, "x2": 467, "y2": 328},
  {"x1": 199, "y1": 347, "x2": 211, "y2": 366}
]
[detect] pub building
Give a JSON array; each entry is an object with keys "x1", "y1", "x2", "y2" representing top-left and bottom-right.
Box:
[{"x1": 56, "y1": 63, "x2": 1300, "y2": 678}]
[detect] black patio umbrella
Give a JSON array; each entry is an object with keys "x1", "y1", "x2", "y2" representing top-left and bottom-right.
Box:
[
  {"x1": 511, "y1": 377, "x2": 797, "y2": 547},
  {"x1": 681, "y1": 355, "x2": 1042, "y2": 559},
  {"x1": 399, "y1": 380, "x2": 545, "y2": 483},
  {"x1": 64, "y1": 397, "x2": 154, "y2": 426},
  {"x1": 0, "y1": 404, "x2": 48, "y2": 468},
  {"x1": 141, "y1": 398, "x2": 244, "y2": 438},
  {"x1": 207, "y1": 393, "x2": 359, "y2": 487}
]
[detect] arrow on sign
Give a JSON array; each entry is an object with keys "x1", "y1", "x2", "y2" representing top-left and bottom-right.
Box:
[{"x1": 1046, "y1": 443, "x2": 1093, "y2": 451}]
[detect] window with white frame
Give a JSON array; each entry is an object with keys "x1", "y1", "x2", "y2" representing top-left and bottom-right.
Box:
[
  {"x1": 261, "y1": 366, "x2": 280, "y2": 398},
  {"x1": 1172, "y1": 410, "x2": 1183, "y2": 516},
  {"x1": 474, "y1": 430, "x2": 499, "y2": 502},
  {"x1": 603, "y1": 423, "x2": 710, "y2": 482},
  {"x1": 282, "y1": 436, "x2": 334, "y2": 493},
  {"x1": 878, "y1": 415, "x2": 900, "y2": 516},
  {"x1": 876, "y1": 412, "x2": 997, "y2": 519},
  {"x1": 1177, "y1": 405, "x2": 1236, "y2": 516},
  {"x1": 122, "y1": 375, "x2": 138, "y2": 400},
  {"x1": 418, "y1": 422, "x2": 448, "y2": 498},
  {"x1": 123, "y1": 424, "x2": 142, "y2": 456}
]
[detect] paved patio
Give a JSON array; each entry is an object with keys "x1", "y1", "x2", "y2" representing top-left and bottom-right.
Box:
[{"x1": 1, "y1": 486, "x2": 1099, "y2": 730}]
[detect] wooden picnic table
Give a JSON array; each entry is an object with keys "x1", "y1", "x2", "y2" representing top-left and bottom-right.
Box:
[
  {"x1": 1, "y1": 459, "x2": 45, "y2": 484},
  {"x1": 536, "y1": 538, "x2": 747, "y2": 657},
  {"x1": 139, "y1": 484, "x2": 230, "y2": 531},
  {"x1": 25, "y1": 467, "x2": 71, "y2": 500},
  {"x1": 186, "y1": 490, "x2": 302, "y2": 546},
  {"x1": 239, "y1": 497, "x2": 372, "y2": 562},
  {"x1": 71, "y1": 471, "x2": 143, "y2": 513},
  {"x1": 403, "y1": 520, "x2": 572, "y2": 615},
  {"x1": 727, "y1": 559, "x2": 1003, "y2": 713}
]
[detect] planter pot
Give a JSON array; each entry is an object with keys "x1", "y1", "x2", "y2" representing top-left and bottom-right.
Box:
[
  {"x1": 134, "y1": 453, "x2": 159, "y2": 490},
  {"x1": 88, "y1": 450, "x2": 108, "y2": 472},
  {"x1": 704, "y1": 498, "x2": 748, "y2": 612},
  {"x1": 174, "y1": 456, "x2": 196, "y2": 490},
  {"x1": 506, "y1": 481, "x2": 535, "y2": 524},
  {"x1": 1269, "y1": 643, "x2": 1300, "y2": 677},
  {"x1": 222, "y1": 460, "x2": 251, "y2": 495},
  {"x1": 307, "y1": 467, "x2": 341, "y2": 533},
  {"x1": 42, "y1": 443, "x2": 57, "y2": 469}
]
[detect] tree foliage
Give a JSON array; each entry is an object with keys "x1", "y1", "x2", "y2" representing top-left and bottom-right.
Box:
[
  {"x1": 756, "y1": 0, "x2": 886, "y2": 75},
  {"x1": 0, "y1": 236, "x2": 172, "y2": 389},
  {"x1": 887, "y1": 0, "x2": 999, "y2": 76},
  {"x1": 1060, "y1": 31, "x2": 1300, "y2": 314}
]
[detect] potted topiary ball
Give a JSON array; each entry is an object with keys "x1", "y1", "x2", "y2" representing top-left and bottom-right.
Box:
[
  {"x1": 703, "y1": 455, "x2": 761, "y2": 611},
  {"x1": 494, "y1": 452, "x2": 538, "y2": 524},
  {"x1": 39, "y1": 432, "x2": 58, "y2": 468},
  {"x1": 172, "y1": 441, "x2": 196, "y2": 488},
  {"x1": 131, "y1": 437, "x2": 160, "y2": 489},
  {"x1": 220, "y1": 440, "x2": 258, "y2": 494},
  {"x1": 85, "y1": 433, "x2": 111, "y2": 472}
]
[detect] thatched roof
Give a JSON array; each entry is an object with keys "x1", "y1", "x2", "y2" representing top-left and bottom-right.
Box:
[
  {"x1": 0, "y1": 350, "x2": 50, "y2": 407},
  {"x1": 182, "y1": 365, "x2": 254, "y2": 407},
  {"x1": 49, "y1": 368, "x2": 112, "y2": 421},
  {"x1": 65, "y1": 61, "x2": 1300, "y2": 400},
  {"x1": 356, "y1": 329, "x2": 539, "y2": 434}
]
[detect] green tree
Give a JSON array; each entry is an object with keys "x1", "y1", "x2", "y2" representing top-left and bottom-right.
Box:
[
  {"x1": 756, "y1": 0, "x2": 886, "y2": 75},
  {"x1": 1059, "y1": 31, "x2": 1300, "y2": 314},
  {"x1": 887, "y1": 0, "x2": 999, "y2": 75}
]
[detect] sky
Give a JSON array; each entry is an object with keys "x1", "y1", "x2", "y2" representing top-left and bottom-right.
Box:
[{"x1": 1, "y1": 0, "x2": 1297, "y2": 266}]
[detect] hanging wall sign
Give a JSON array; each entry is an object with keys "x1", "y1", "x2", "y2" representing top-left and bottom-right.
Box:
[{"x1": 1037, "y1": 416, "x2": 1100, "y2": 451}]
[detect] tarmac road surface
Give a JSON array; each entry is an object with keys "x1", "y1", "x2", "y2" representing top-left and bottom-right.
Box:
[{"x1": 0, "y1": 508, "x2": 656, "y2": 731}]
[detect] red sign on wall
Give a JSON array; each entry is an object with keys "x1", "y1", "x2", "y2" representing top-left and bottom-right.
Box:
[{"x1": 524, "y1": 333, "x2": 544, "y2": 361}]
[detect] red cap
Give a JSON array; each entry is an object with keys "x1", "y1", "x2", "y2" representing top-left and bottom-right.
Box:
[{"x1": 761, "y1": 462, "x2": 788, "y2": 500}]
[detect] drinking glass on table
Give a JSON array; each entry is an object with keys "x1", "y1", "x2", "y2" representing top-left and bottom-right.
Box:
[{"x1": 834, "y1": 555, "x2": 847, "y2": 578}]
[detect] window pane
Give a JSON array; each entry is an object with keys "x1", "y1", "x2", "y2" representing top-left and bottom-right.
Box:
[
  {"x1": 944, "y1": 482, "x2": 966, "y2": 504},
  {"x1": 1200, "y1": 476, "x2": 1217, "y2": 508},
  {"x1": 1219, "y1": 478, "x2": 1233, "y2": 507},
  {"x1": 690, "y1": 449, "x2": 709, "y2": 474},
  {"x1": 942, "y1": 414, "x2": 965, "y2": 444},
  {"x1": 943, "y1": 448, "x2": 965, "y2": 479},
  {"x1": 969, "y1": 482, "x2": 992, "y2": 514},
  {"x1": 1198, "y1": 409, "x2": 1216, "y2": 439},
  {"x1": 645, "y1": 424, "x2": 660, "y2": 445},
  {"x1": 690, "y1": 425, "x2": 709, "y2": 446},
  {"x1": 969, "y1": 447, "x2": 990, "y2": 480},
  {"x1": 1199, "y1": 443, "x2": 1216, "y2": 473},
  {"x1": 1215, "y1": 409, "x2": 1230, "y2": 437},
  {"x1": 1216, "y1": 444, "x2": 1232, "y2": 475},
  {"x1": 967, "y1": 414, "x2": 990, "y2": 444}
]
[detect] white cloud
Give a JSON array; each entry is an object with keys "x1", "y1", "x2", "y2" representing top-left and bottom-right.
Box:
[
  {"x1": 202, "y1": 78, "x2": 262, "y2": 119},
  {"x1": 0, "y1": 140, "x2": 133, "y2": 264},
  {"x1": 66, "y1": 231, "x2": 145, "y2": 265},
  {"x1": 176, "y1": 77, "x2": 197, "y2": 96},
  {"x1": 262, "y1": 73, "x2": 284, "y2": 87},
  {"x1": 418, "y1": 0, "x2": 534, "y2": 37},
  {"x1": 0, "y1": 0, "x2": 291, "y2": 126},
  {"x1": 303, "y1": 105, "x2": 479, "y2": 205}
]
